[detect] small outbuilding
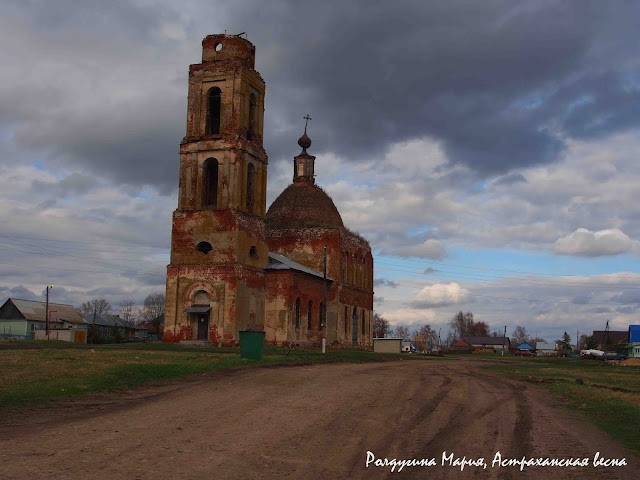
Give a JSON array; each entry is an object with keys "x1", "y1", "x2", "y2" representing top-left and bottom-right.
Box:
[
  {"x1": 516, "y1": 342, "x2": 535, "y2": 351},
  {"x1": 373, "y1": 338, "x2": 402, "y2": 354},
  {"x1": 535, "y1": 341, "x2": 558, "y2": 356}
]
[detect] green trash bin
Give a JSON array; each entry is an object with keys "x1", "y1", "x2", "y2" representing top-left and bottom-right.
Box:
[{"x1": 239, "y1": 330, "x2": 266, "y2": 360}]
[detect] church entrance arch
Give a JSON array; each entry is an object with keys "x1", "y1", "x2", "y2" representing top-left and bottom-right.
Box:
[{"x1": 187, "y1": 289, "x2": 211, "y2": 341}]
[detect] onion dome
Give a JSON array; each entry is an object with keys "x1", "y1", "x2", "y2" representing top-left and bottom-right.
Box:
[
  {"x1": 266, "y1": 181, "x2": 344, "y2": 230},
  {"x1": 298, "y1": 132, "x2": 311, "y2": 150}
]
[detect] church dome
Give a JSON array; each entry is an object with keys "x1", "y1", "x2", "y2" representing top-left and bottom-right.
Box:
[{"x1": 266, "y1": 181, "x2": 344, "y2": 230}]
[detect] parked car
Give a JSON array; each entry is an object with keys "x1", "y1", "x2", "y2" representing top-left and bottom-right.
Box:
[
  {"x1": 515, "y1": 350, "x2": 536, "y2": 356},
  {"x1": 596, "y1": 353, "x2": 628, "y2": 361}
]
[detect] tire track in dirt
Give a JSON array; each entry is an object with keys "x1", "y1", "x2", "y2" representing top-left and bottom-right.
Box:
[{"x1": 1, "y1": 359, "x2": 638, "y2": 480}]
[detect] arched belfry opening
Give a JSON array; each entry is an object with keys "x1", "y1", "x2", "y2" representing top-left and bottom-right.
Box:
[
  {"x1": 206, "y1": 87, "x2": 221, "y2": 135},
  {"x1": 203, "y1": 158, "x2": 218, "y2": 207},
  {"x1": 246, "y1": 163, "x2": 255, "y2": 213},
  {"x1": 248, "y1": 93, "x2": 257, "y2": 140}
]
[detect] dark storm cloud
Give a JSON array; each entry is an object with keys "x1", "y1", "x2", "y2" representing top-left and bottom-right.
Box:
[
  {"x1": 612, "y1": 290, "x2": 640, "y2": 305},
  {"x1": 2, "y1": 0, "x2": 640, "y2": 191},
  {"x1": 493, "y1": 173, "x2": 527, "y2": 186},
  {"x1": 572, "y1": 295, "x2": 591, "y2": 305},
  {"x1": 244, "y1": 0, "x2": 640, "y2": 175},
  {"x1": 0, "y1": 286, "x2": 38, "y2": 305}
]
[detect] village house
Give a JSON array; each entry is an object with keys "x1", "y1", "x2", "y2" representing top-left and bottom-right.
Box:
[
  {"x1": 164, "y1": 34, "x2": 374, "y2": 348},
  {"x1": 592, "y1": 330, "x2": 628, "y2": 351},
  {"x1": 535, "y1": 341, "x2": 558, "y2": 356},
  {"x1": 462, "y1": 336, "x2": 510, "y2": 353},
  {"x1": 0, "y1": 298, "x2": 86, "y2": 342},
  {"x1": 84, "y1": 313, "x2": 148, "y2": 343},
  {"x1": 628, "y1": 325, "x2": 640, "y2": 358}
]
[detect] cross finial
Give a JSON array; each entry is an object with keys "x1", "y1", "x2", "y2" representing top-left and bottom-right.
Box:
[{"x1": 303, "y1": 114, "x2": 312, "y2": 134}]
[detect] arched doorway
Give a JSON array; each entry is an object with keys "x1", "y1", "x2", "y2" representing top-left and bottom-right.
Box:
[{"x1": 187, "y1": 290, "x2": 211, "y2": 341}]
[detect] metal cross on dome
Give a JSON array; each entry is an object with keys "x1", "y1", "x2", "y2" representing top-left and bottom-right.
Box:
[{"x1": 303, "y1": 114, "x2": 312, "y2": 133}]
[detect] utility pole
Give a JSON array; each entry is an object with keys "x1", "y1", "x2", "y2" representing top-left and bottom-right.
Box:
[
  {"x1": 502, "y1": 325, "x2": 507, "y2": 357},
  {"x1": 577, "y1": 330, "x2": 579, "y2": 352},
  {"x1": 322, "y1": 245, "x2": 327, "y2": 354},
  {"x1": 45, "y1": 284, "x2": 53, "y2": 341}
]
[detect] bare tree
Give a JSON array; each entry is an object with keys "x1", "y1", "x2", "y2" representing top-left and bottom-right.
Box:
[
  {"x1": 140, "y1": 292, "x2": 165, "y2": 338},
  {"x1": 512, "y1": 325, "x2": 530, "y2": 345},
  {"x1": 393, "y1": 325, "x2": 410, "y2": 340},
  {"x1": 373, "y1": 312, "x2": 391, "y2": 338},
  {"x1": 119, "y1": 299, "x2": 136, "y2": 327},
  {"x1": 417, "y1": 324, "x2": 437, "y2": 346},
  {"x1": 448, "y1": 311, "x2": 487, "y2": 340},
  {"x1": 80, "y1": 298, "x2": 112, "y2": 317},
  {"x1": 140, "y1": 293, "x2": 165, "y2": 321}
]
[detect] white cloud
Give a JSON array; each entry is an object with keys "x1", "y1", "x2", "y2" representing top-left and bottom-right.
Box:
[
  {"x1": 553, "y1": 228, "x2": 639, "y2": 257},
  {"x1": 410, "y1": 282, "x2": 469, "y2": 308}
]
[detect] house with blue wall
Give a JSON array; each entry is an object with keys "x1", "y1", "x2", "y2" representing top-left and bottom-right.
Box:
[{"x1": 628, "y1": 325, "x2": 640, "y2": 358}]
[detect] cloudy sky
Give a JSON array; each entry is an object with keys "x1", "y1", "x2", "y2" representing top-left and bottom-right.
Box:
[{"x1": 2, "y1": 0, "x2": 640, "y2": 342}]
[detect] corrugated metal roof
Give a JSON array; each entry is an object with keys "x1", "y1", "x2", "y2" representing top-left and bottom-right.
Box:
[
  {"x1": 536, "y1": 341, "x2": 556, "y2": 350},
  {"x1": 10, "y1": 299, "x2": 84, "y2": 324},
  {"x1": 83, "y1": 313, "x2": 127, "y2": 328},
  {"x1": 265, "y1": 252, "x2": 333, "y2": 281},
  {"x1": 592, "y1": 330, "x2": 628, "y2": 345}
]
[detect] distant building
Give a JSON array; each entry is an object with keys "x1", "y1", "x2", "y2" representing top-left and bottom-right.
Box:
[
  {"x1": 515, "y1": 342, "x2": 535, "y2": 351},
  {"x1": 628, "y1": 326, "x2": 640, "y2": 358},
  {"x1": 0, "y1": 298, "x2": 85, "y2": 340},
  {"x1": 451, "y1": 340, "x2": 472, "y2": 351},
  {"x1": 592, "y1": 330, "x2": 628, "y2": 351},
  {"x1": 463, "y1": 336, "x2": 510, "y2": 353},
  {"x1": 535, "y1": 341, "x2": 558, "y2": 356},
  {"x1": 84, "y1": 314, "x2": 147, "y2": 343},
  {"x1": 373, "y1": 338, "x2": 401, "y2": 354}
]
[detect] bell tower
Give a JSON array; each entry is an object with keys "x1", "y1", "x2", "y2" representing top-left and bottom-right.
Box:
[{"x1": 165, "y1": 34, "x2": 268, "y2": 344}]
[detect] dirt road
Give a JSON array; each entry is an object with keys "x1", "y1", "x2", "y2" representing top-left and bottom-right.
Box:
[{"x1": 0, "y1": 358, "x2": 637, "y2": 479}]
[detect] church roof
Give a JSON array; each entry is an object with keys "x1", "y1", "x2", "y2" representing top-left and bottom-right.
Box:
[
  {"x1": 266, "y1": 180, "x2": 344, "y2": 230},
  {"x1": 265, "y1": 252, "x2": 333, "y2": 281}
]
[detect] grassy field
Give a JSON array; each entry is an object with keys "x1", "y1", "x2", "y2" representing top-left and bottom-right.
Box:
[
  {"x1": 0, "y1": 341, "x2": 429, "y2": 412},
  {"x1": 484, "y1": 356, "x2": 640, "y2": 454}
]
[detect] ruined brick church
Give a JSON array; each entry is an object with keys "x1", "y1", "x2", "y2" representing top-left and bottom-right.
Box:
[{"x1": 164, "y1": 34, "x2": 373, "y2": 347}]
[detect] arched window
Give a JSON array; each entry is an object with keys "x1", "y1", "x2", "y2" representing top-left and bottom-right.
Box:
[
  {"x1": 344, "y1": 252, "x2": 348, "y2": 283},
  {"x1": 249, "y1": 246, "x2": 258, "y2": 259},
  {"x1": 203, "y1": 158, "x2": 218, "y2": 207},
  {"x1": 307, "y1": 301, "x2": 313, "y2": 330},
  {"x1": 344, "y1": 306, "x2": 348, "y2": 334},
  {"x1": 294, "y1": 297, "x2": 300, "y2": 329},
  {"x1": 319, "y1": 302, "x2": 324, "y2": 329},
  {"x1": 353, "y1": 255, "x2": 358, "y2": 284},
  {"x1": 206, "y1": 87, "x2": 221, "y2": 135},
  {"x1": 248, "y1": 93, "x2": 257, "y2": 140},
  {"x1": 246, "y1": 163, "x2": 255, "y2": 213}
]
